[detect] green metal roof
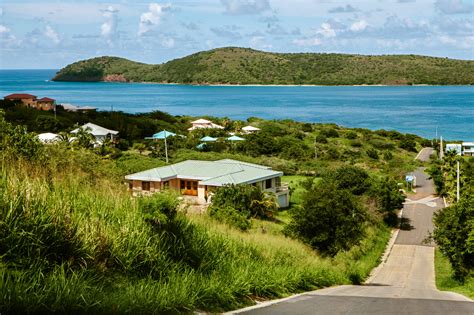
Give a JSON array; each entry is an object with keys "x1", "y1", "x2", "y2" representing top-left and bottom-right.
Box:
[{"x1": 125, "y1": 159, "x2": 282, "y2": 186}]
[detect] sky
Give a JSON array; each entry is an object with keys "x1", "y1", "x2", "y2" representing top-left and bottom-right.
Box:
[{"x1": 0, "y1": 0, "x2": 473, "y2": 69}]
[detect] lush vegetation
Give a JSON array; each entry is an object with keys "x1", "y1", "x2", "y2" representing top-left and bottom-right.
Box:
[
  {"x1": 428, "y1": 149, "x2": 473, "y2": 296},
  {"x1": 284, "y1": 166, "x2": 404, "y2": 257},
  {"x1": 52, "y1": 47, "x2": 474, "y2": 85},
  {"x1": 0, "y1": 103, "x2": 423, "y2": 179},
  {"x1": 0, "y1": 111, "x2": 395, "y2": 313},
  {"x1": 432, "y1": 195, "x2": 474, "y2": 281},
  {"x1": 208, "y1": 185, "x2": 277, "y2": 231},
  {"x1": 435, "y1": 249, "x2": 474, "y2": 299}
]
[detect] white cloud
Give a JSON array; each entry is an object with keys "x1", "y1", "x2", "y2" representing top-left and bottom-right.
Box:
[
  {"x1": 316, "y1": 23, "x2": 336, "y2": 38},
  {"x1": 249, "y1": 36, "x2": 272, "y2": 50},
  {"x1": 293, "y1": 37, "x2": 322, "y2": 47},
  {"x1": 101, "y1": 6, "x2": 119, "y2": 39},
  {"x1": 221, "y1": 0, "x2": 271, "y2": 15},
  {"x1": 44, "y1": 25, "x2": 60, "y2": 44},
  {"x1": 328, "y1": 5, "x2": 359, "y2": 14},
  {"x1": 435, "y1": 0, "x2": 473, "y2": 14},
  {"x1": 138, "y1": 3, "x2": 171, "y2": 36},
  {"x1": 350, "y1": 20, "x2": 369, "y2": 32},
  {"x1": 0, "y1": 25, "x2": 10, "y2": 34},
  {"x1": 161, "y1": 36, "x2": 175, "y2": 48}
]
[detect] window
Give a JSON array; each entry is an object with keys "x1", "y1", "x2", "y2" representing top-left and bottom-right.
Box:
[
  {"x1": 180, "y1": 180, "x2": 185, "y2": 189},
  {"x1": 186, "y1": 181, "x2": 191, "y2": 190},
  {"x1": 128, "y1": 182, "x2": 133, "y2": 190},
  {"x1": 193, "y1": 181, "x2": 198, "y2": 190},
  {"x1": 163, "y1": 181, "x2": 169, "y2": 189},
  {"x1": 265, "y1": 179, "x2": 272, "y2": 189},
  {"x1": 142, "y1": 181, "x2": 150, "y2": 191}
]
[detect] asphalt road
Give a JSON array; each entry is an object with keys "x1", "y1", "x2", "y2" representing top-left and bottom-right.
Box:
[{"x1": 231, "y1": 148, "x2": 473, "y2": 315}]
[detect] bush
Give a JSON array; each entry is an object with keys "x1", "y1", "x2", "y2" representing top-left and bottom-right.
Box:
[
  {"x1": 369, "y1": 139, "x2": 394, "y2": 150},
  {"x1": 315, "y1": 134, "x2": 328, "y2": 144},
  {"x1": 285, "y1": 180, "x2": 367, "y2": 256},
  {"x1": 327, "y1": 165, "x2": 371, "y2": 195},
  {"x1": 372, "y1": 177, "x2": 405, "y2": 226},
  {"x1": 366, "y1": 148, "x2": 379, "y2": 160},
  {"x1": 345, "y1": 131, "x2": 358, "y2": 139},
  {"x1": 432, "y1": 195, "x2": 474, "y2": 281},
  {"x1": 350, "y1": 140, "x2": 363, "y2": 147},
  {"x1": 208, "y1": 185, "x2": 277, "y2": 230},
  {"x1": 383, "y1": 151, "x2": 393, "y2": 161},
  {"x1": 320, "y1": 128, "x2": 339, "y2": 138},
  {"x1": 399, "y1": 137, "x2": 417, "y2": 152},
  {"x1": 208, "y1": 206, "x2": 252, "y2": 231}
]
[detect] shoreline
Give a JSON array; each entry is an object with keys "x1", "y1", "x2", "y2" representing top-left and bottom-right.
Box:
[{"x1": 58, "y1": 79, "x2": 472, "y2": 87}]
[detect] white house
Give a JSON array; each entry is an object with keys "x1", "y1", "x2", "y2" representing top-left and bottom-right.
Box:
[
  {"x1": 242, "y1": 125, "x2": 261, "y2": 134},
  {"x1": 125, "y1": 159, "x2": 289, "y2": 208},
  {"x1": 462, "y1": 142, "x2": 474, "y2": 156},
  {"x1": 71, "y1": 123, "x2": 119, "y2": 144},
  {"x1": 446, "y1": 143, "x2": 462, "y2": 156},
  {"x1": 37, "y1": 132, "x2": 60, "y2": 144},
  {"x1": 188, "y1": 119, "x2": 224, "y2": 131}
]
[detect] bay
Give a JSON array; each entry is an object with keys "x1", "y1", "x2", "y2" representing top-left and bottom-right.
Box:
[{"x1": 0, "y1": 69, "x2": 472, "y2": 140}]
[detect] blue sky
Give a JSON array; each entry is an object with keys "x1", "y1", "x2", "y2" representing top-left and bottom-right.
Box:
[{"x1": 0, "y1": 0, "x2": 473, "y2": 69}]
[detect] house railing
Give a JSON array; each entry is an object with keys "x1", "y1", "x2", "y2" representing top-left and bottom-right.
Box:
[{"x1": 276, "y1": 182, "x2": 289, "y2": 193}]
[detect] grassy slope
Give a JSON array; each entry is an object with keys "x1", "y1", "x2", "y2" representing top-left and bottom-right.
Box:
[
  {"x1": 435, "y1": 250, "x2": 474, "y2": 299},
  {"x1": 52, "y1": 47, "x2": 474, "y2": 85},
  {"x1": 1, "y1": 151, "x2": 391, "y2": 314}
]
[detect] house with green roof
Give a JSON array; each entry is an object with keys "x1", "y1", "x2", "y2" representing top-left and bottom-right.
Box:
[{"x1": 125, "y1": 159, "x2": 289, "y2": 207}]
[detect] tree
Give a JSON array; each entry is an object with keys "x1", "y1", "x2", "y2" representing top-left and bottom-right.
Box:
[
  {"x1": 0, "y1": 110, "x2": 43, "y2": 161},
  {"x1": 285, "y1": 180, "x2": 367, "y2": 256},
  {"x1": 373, "y1": 177, "x2": 405, "y2": 225},
  {"x1": 327, "y1": 165, "x2": 371, "y2": 195},
  {"x1": 432, "y1": 195, "x2": 474, "y2": 281}
]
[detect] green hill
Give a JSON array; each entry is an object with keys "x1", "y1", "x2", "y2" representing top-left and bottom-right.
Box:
[{"x1": 52, "y1": 47, "x2": 474, "y2": 85}]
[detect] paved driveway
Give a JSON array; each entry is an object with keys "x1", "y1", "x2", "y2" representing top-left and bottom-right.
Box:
[{"x1": 231, "y1": 149, "x2": 473, "y2": 314}]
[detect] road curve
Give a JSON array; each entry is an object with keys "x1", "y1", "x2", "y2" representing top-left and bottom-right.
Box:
[{"x1": 230, "y1": 148, "x2": 473, "y2": 315}]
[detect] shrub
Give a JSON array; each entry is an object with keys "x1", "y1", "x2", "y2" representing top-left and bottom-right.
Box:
[
  {"x1": 399, "y1": 137, "x2": 417, "y2": 152},
  {"x1": 208, "y1": 184, "x2": 277, "y2": 229},
  {"x1": 320, "y1": 128, "x2": 339, "y2": 138},
  {"x1": 327, "y1": 165, "x2": 371, "y2": 195},
  {"x1": 350, "y1": 140, "x2": 363, "y2": 147},
  {"x1": 345, "y1": 131, "x2": 358, "y2": 139},
  {"x1": 369, "y1": 139, "x2": 394, "y2": 150},
  {"x1": 208, "y1": 206, "x2": 252, "y2": 231},
  {"x1": 366, "y1": 148, "x2": 379, "y2": 160},
  {"x1": 432, "y1": 195, "x2": 474, "y2": 281},
  {"x1": 285, "y1": 180, "x2": 367, "y2": 256},
  {"x1": 372, "y1": 177, "x2": 405, "y2": 226},
  {"x1": 383, "y1": 151, "x2": 393, "y2": 161},
  {"x1": 315, "y1": 134, "x2": 328, "y2": 144},
  {"x1": 0, "y1": 110, "x2": 43, "y2": 161}
]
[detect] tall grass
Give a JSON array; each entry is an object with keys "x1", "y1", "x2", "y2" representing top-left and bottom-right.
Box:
[{"x1": 0, "y1": 157, "x2": 390, "y2": 313}]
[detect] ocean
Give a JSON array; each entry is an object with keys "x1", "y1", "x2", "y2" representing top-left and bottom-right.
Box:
[{"x1": 0, "y1": 69, "x2": 472, "y2": 140}]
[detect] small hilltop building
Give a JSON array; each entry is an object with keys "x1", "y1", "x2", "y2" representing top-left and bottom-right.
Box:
[
  {"x1": 125, "y1": 159, "x2": 289, "y2": 208},
  {"x1": 188, "y1": 119, "x2": 224, "y2": 131},
  {"x1": 4, "y1": 93, "x2": 56, "y2": 111}
]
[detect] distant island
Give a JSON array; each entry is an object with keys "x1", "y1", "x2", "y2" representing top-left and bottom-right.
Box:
[{"x1": 52, "y1": 47, "x2": 474, "y2": 85}]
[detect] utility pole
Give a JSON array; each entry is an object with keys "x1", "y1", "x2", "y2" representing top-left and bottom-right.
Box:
[
  {"x1": 439, "y1": 136, "x2": 444, "y2": 160},
  {"x1": 456, "y1": 160, "x2": 460, "y2": 202},
  {"x1": 314, "y1": 136, "x2": 317, "y2": 159},
  {"x1": 164, "y1": 134, "x2": 169, "y2": 164}
]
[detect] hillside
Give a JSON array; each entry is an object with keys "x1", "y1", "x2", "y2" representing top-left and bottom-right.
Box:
[{"x1": 52, "y1": 47, "x2": 474, "y2": 85}]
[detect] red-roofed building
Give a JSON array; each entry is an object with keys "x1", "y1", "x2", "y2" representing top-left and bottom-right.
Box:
[
  {"x1": 3, "y1": 93, "x2": 56, "y2": 111},
  {"x1": 36, "y1": 97, "x2": 56, "y2": 110},
  {"x1": 4, "y1": 93, "x2": 38, "y2": 107}
]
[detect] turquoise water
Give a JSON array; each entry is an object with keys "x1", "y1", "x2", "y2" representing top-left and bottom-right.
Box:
[{"x1": 1, "y1": 69, "x2": 472, "y2": 140}]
